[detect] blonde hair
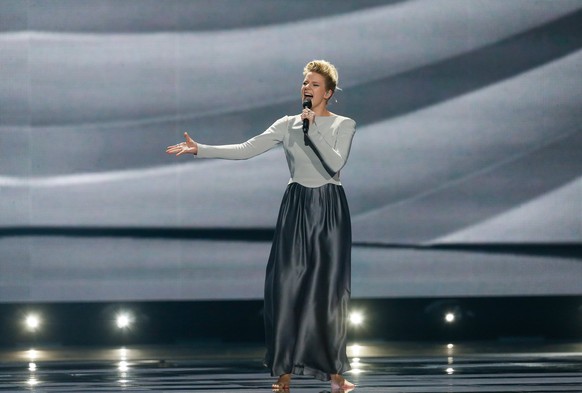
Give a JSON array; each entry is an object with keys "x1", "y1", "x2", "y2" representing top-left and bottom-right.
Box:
[{"x1": 303, "y1": 60, "x2": 339, "y2": 95}]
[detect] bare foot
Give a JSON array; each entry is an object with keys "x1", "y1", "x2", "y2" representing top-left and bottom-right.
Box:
[
  {"x1": 331, "y1": 374, "x2": 355, "y2": 391},
  {"x1": 272, "y1": 373, "x2": 291, "y2": 391}
]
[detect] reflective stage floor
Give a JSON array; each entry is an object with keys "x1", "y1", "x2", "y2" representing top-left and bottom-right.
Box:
[{"x1": 1, "y1": 340, "x2": 581, "y2": 392}]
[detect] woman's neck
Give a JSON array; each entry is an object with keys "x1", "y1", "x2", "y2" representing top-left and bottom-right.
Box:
[{"x1": 312, "y1": 104, "x2": 332, "y2": 117}]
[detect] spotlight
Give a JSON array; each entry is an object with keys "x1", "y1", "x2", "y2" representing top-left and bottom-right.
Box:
[
  {"x1": 116, "y1": 313, "x2": 132, "y2": 329},
  {"x1": 424, "y1": 300, "x2": 471, "y2": 328},
  {"x1": 349, "y1": 312, "x2": 364, "y2": 326},
  {"x1": 24, "y1": 314, "x2": 41, "y2": 331}
]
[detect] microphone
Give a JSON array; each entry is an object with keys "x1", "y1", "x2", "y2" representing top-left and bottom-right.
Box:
[{"x1": 302, "y1": 98, "x2": 312, "y2": 134}]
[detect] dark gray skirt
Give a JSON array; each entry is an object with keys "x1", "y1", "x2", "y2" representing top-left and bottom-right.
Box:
[{"x1": 263, "y1": 182, "x2": 351, "y2": 381}]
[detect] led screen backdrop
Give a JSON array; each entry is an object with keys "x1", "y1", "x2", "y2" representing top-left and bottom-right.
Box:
[{"x1": 1, "y1": 0, "x2": 581, "y2": 302}]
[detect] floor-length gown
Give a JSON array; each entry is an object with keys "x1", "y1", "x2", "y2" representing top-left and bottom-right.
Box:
[{"x1": 263, "y1": 182, "x2": 352, "y2": 380}]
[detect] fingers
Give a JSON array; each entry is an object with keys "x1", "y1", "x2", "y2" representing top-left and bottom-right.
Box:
[
  {"x1": 301, "y1": 109, "x2": 315, "y2": 121},
  {"x1": 184, "y1": 132, "x2": 194, "y2": 144},
  {"x1": 166, "y1": 142, "x2": 186, "y2": 155},
  {"x1": 165, "y1": 143, "x2": 181, "y2": 153}
]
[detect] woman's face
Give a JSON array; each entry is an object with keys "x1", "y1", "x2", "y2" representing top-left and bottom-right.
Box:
[{"x1": 301, "y1": 72, "x2": 332, "y2": 108}]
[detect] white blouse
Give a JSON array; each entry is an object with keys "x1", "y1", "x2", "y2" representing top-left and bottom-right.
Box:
[{"x1": 196, "y1": 114, "x2": 356, "y2": 188}]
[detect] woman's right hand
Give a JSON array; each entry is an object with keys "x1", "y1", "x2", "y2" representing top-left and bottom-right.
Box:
[{"x1": 166, "y1": 132, "x2": 198, "y2": 156}]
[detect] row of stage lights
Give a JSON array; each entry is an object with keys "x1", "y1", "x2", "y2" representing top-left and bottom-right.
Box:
[
  {"x1": 23, "y1": 309, "x2": 459, "y2": 333},
  {"x1": 22, "y1": 312, "x2": 367, "y2": 333},
  {"x1": 23, "y1": 312, "x2": 134, "y2": 332},
  {"x1": 24, "y1": 313, "x2": 366, "y2": 330}
]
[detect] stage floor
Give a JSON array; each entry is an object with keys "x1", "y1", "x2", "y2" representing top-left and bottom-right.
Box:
[{"x1": 1, "y1": 340, "x2": 581, "y2": 392}]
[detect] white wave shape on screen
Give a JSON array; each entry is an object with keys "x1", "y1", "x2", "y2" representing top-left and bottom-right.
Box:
[
  {"x1": 1, "y1": 49, "x2": 581, "y2": 245},
  {"x1": 1, "y1": 0, "x2": 580, "y2": 125},
  {"x1": 430, "y1": 177, "x2": 582, "y2": 244}
]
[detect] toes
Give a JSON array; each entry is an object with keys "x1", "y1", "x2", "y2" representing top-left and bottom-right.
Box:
[{"x1": 271, "y1": 383, "x2": 289, "y2": 391}]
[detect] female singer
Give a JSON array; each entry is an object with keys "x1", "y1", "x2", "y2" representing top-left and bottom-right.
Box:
[{"x1": 166, "y1": 60, "x2": 356, "y2": 391}]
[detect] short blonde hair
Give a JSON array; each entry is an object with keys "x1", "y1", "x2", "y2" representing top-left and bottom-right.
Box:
[{"x1": 303, "y1": 60, "x2": 339, "y2": 94}]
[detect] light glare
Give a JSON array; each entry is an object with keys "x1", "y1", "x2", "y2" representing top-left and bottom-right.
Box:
[
  {"x1": 27, "y1": 349, "x2": 38, "y2": 361},
  {"x1": 349, "y1": 312, "x2": 364, "y2": 325},
  {"x1": 25, "y1": 315, "x2": 40, "y2": 331},
  {"x1": 118, "y1": 361, "x2": 129, "y2": 372},
  {"x1": 116, "y1": 314, "x2": 132, "y2": 329},
  {"x1": 349, "y1": 344, "x2": 362, "y2": 356},
  {"x1": 445, "y1": 312, "x2": 455, "y2": 323}
]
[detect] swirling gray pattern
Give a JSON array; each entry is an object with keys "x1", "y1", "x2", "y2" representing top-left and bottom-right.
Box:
[{"x1": 0, "y1": 0, "x2": 581, "y2": 302}]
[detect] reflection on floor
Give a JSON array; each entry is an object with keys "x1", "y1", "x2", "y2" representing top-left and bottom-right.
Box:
[{"x1": 0, "y1": 340, "x2": 581, "y2": 392}]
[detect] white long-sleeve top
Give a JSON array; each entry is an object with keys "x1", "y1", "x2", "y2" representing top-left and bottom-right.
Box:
[{"x1": 196, "y1": 114, "x2": 356, "y2": 188}]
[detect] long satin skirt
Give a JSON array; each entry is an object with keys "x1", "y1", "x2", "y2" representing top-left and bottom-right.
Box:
[{"x1": 264, "y1": 182, "x2": 351, "y2": 381}]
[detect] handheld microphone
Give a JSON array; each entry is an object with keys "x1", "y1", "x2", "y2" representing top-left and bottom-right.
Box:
[{"x1": 302, "y1": 98, "x2": 312, "y2": 134}]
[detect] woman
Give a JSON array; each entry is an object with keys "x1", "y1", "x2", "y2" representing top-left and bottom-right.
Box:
[{"x1": 166, "y1": 60, "x2": 356, "y2": 391}]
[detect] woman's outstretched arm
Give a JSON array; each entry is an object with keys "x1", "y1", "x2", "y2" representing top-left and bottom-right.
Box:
[{"x1": 166, "y1": 116, "x2": 287, "y2": 160}]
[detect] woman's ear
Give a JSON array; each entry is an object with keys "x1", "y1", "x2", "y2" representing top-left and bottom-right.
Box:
[{"x1": 325, "y1": 90, "x2": 333, "y2": 98}]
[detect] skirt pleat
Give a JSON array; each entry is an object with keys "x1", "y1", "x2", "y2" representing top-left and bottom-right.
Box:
[{"x1": 263, "y1": 182, "x2": 351, "y2": 381}]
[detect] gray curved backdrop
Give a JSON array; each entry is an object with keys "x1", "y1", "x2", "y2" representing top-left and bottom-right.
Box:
[{"x1": 1, "y1": 0, "x2": 581, "y2": 302}]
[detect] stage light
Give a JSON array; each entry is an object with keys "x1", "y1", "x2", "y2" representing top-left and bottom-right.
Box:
[
  {"x1": 447, "y1": 343, "x2": 454, "y2": 349},
  {"x1": 24, "y1": 314, "x2": 41, "y2": 331},
  {"x1": 446, "y1": 367, "x2": 455, "y2": 375},
  {"x1": 116, "y1": 313, "x2": 132, "y2": 329},
  {"x1": 28, "y1": 363, "x2": 36, "y2": 371},
  {"x1": 425, "y1": 301, "x2": 470, "y2": 327},
  {"x1": 349, "y1": 311, "x2": 364, "y2": 326}
]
